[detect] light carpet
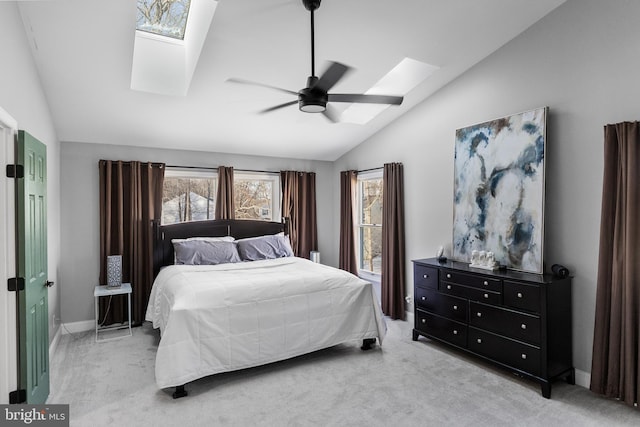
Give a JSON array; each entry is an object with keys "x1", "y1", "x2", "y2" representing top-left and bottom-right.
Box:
[{"x1": 48, "y1": 320, "x2": 639, "y2": 427}]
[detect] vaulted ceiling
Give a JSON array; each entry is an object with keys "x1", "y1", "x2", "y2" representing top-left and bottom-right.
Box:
[{"x1": 17, "y1": 0, "x2": 565, "y2": 161}]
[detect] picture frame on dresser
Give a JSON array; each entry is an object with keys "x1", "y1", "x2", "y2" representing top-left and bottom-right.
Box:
[{"x1": 412, "y1": 257, "x2": 574, "y2": 399}]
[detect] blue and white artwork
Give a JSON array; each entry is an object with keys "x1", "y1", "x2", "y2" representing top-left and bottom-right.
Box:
[{"x1": 452, "y1": 107, "x2": 546, "y2": 273}]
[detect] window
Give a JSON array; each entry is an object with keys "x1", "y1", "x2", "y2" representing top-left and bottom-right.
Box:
[
  {"x1": 234, "y1": 172, "x2": 281, "y2": 221},
  {"x1": 162, "y1": 169, "x2": 216, "y2": 225},
  {"x1": 136, "y1": 0, "x2": 192, "y2": 40},
  {"x1": 161, "y1": 169, "x2": 282, "y2": 225},
  {"x1": 357, "y1": 172, "x2": 383, "y2": 276}
]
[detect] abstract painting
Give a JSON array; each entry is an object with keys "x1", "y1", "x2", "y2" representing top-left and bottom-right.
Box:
[{"x1": 452, "y1": 107, "x2": 547, "y2": 273}]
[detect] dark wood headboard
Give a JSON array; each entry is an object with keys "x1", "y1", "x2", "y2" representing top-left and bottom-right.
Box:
[{"x1": 152, "y1": 218, "x2": 289, "y2": 277}]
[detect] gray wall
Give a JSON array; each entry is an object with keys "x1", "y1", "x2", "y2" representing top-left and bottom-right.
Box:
[
  {"x1": 59, "y1": 142, "x2": 334, "y2": 324},
  {"x1": 0, "y1": 3, "x2": 61, "y2": 343},
  {"x1": 332, "y1": 0, "x2": 640, "y2": 381}
]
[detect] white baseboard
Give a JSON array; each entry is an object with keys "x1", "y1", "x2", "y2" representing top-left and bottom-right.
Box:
[
  {"x1": 575, "y1": 368, "x2": 590, "y2": 389},
  {"x1": 60, "y1": 320, "x2": 94, "y2": 335},
  {"x1": 49, "y1": 325, "x2": 62, "y2": 362}
]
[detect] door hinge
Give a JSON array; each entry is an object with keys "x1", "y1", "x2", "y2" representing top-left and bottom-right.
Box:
[
  {"x1": 6, "y1": 164, "x2": 24, "y2": 178},
  {"x1": 9, "y1": 389, "x2": 26, "y2": 404},
  {"x1": 8, "y1": 277, "x2": 25, "y2": 292}
]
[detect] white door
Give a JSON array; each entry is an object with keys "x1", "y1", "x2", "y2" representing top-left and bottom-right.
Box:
[{"x1": 0, "y1": 106, "x2": 18, "y2": 404}]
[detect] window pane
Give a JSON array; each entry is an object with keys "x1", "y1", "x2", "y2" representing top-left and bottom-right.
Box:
[
  {"x1": 136, "y1": 0, "x2": 191, "y2": 40},
  {"x1": 359, "y1": 226, "x2": 382, "y2": 274},
  {"x1": 234, "y1": 179, "x2": 274, "y2": 220},
  {"x1": 162, "y1": 176, "x2": 216, "y2": 224},
  {"x1": 360, "y1": 179, "x2": 383, "y2": 225}
]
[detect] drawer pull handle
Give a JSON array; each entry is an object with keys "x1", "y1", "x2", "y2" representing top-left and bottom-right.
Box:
[
  {"x1": 477, "y1": 338, "x2": 482, "y2": 344},
  {"x1": 423, "y1": 274, "x2": 428, "y2": 279},
  {"x1": 447, "y1": 285, "x2": 452, "y2": 290},
  {"x1": 483, "y1": 280, "x2": 489, "y2": 286},
  {"x1": 521, "y1": 324, "x2": 527, "y2": 330},
  {"x1": 421, "y1": 296, "x2": 426, "y2": 301},
  {"x1": 453, "y1": 330, "x2": 458, "y2": 335},
  {"x1": 477, "y1": 312, "x2": 482, "y2": 317},
  {"x1": 517, "y1": 292, "x2": 523, "y2": 298},
  {"x1": 483, "y1": 293, "x2": 489, "y2": 299},
  {"x1": 446, "y1": 273, "x2": 451, "y2": 279},
  {"x1": 521, "y1": 354, "x2": 527, "y2": 360},
  {"x1": 453, "y1": 305, "x2": 458, "y2": 310},
  {"x1": 421, "y1": 319, "x2": 426, "y2": 324}
]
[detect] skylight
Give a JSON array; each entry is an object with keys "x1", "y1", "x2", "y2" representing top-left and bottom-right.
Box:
[
  {"x1": 136, "y1": 0, "x2": 192, "y2": 40},
  {"x1": 131, "y1": 0, "x2": 218, "y2": 96}
]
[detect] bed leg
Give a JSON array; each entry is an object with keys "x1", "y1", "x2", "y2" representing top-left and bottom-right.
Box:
[
  {"x1": 361, "y1": 338, "x2": 376, "y2": 350},
  {"x1": 172, "y1": 385, "x2": 188, "y2": 399}
]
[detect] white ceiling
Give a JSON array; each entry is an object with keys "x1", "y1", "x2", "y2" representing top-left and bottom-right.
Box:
[{"x1": 18, "y1": 0, "x2": 565, "y2": 161}]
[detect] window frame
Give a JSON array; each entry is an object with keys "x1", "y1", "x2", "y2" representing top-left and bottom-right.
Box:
[
  {"x1": 356, "y1": 170, "x2": 383, "y2": 281},
  {"x1": 161, "y1": 168, "x2": 217, "y2": 225},
  {"x1": 233, "y1": 171, "x2": 282, "y2": 222}
]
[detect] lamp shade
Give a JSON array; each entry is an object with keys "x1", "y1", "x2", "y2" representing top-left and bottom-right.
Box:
[{"x1": 107, "y1": 255, "x2": 122, "y2": 288}]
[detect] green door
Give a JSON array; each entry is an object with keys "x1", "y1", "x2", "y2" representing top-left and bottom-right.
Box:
[{"x1": 16, "y1": 130, "x2": 49, "y2": 404}]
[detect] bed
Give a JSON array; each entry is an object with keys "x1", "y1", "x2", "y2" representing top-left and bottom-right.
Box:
[{"x1": 145, "y1": 219, "x2": 386, "y2": 398}]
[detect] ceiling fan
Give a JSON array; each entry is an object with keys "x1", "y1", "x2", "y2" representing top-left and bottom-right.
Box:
[{"x1": 228, "y1": 0, "x2": 404, "y2": 122}]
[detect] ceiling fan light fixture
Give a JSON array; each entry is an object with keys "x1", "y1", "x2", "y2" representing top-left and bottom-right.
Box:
[{"x1": 299, "y1": 101, "x2": 326, "y2": 113}]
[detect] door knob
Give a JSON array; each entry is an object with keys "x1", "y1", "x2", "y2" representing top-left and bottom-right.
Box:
[{"x1": 45, "y1": 281, "x2": 54, "y2": 288}]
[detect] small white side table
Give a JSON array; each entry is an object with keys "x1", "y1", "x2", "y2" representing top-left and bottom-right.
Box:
[{"x1": 94, "y1": 283, "x2": 132, "y2": 342}]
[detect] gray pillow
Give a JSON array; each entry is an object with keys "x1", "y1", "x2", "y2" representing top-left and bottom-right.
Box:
[
  {"x1": 236, "y1": 234, "x2": 294, "y2": 261},
  {"x1": 173, "y1": 240, "x2": 241, "y2": 265}
]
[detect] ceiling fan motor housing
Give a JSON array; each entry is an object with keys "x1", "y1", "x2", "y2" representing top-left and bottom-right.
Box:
[{"x1": 299, "y1": 75, "x2": 327, "y2": 113}]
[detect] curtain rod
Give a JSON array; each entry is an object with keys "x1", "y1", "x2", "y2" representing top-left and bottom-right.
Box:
[
  {"x1": 357, "y1": 166, "x2": 384, "y2": 174},
  {"x1": 166, "y1": 165, "x2": 280, "y2": 175}
]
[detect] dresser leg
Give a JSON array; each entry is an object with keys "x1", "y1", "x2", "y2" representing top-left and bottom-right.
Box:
[
  {"x1": 566, "y1": 368, "x2": 576, "y2": 385},
  {"x1": 541, "y1": 381, "x2": 551, "y2": 399},
  {"x1": 412, "y1": 329, "x2": 419, "y2": 341}
]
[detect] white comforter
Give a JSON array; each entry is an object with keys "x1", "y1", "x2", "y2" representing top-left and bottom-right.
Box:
[{"x1": 145, "y1": 257, "x2": 387, "y2": 388}]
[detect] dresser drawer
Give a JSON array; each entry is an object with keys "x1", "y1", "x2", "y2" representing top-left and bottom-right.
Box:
[
  {"x1": 415, "y1": 310, "x2": 467, "y2": 348},
  {"x1": 504, "y1": 281, "x2": 540, "y2": 313},
  {"x1": 414, "y1": 264, "x2": 438, "y2": 289},
  {"x1": 441, "y1": 269, "x2": 502, "y2": 292},
  {"x1": 415, "y1": 287, "x2": 467, "y2": 322},
  {"x1": 440, "y1": 282, "x2": 501, "y2": 305},
  {"x1": 469, "y1": 301, "x2": 540, "y2": 345},
  {"x1": 468, "y1": 327, "x2": 541, "y2": 376}
]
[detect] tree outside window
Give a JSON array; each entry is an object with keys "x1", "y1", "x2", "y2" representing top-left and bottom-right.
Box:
[
  {"x1": 162, "y1": 172, "x2": 216, "y2": 224},
  {"x1": 234, "y1": 179, "x2": 274, "y2": 220}
]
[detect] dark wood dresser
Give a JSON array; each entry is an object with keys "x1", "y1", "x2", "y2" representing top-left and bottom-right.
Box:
[{"x1": 412, "y1": 257, "x2": 574, "y2": 398}]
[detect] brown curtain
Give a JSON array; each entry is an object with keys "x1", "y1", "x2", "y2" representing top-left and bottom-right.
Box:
[
  {"x1": 99, "y1": 160, "x2": 165, "y2": 326},
  {"x1": 590, "y1": 122, "x2": 640, "y2": 406},
  {"x1": 215, "y1": 166, "x2": 235, "y2": 219},
  {"x1": 280, "y1": 171, "x2": 317, "y2": 258},
  {"x1": 381, "y1": 162, "x2": 406, "y2": 320},
  {"x1": 339, "y1": 170, "x2": 358, "y2": 274}
]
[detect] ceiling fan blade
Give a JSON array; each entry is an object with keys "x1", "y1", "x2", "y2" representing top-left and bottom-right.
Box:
[
  {"x1": 258, "y1": 100, "x2": 299, "y2": 114},
  {"x1": 322, "y1": 104, "x2": 340, "y2": 123},
  {"x1": 226, "y1": 78, "x2": 299, "y2": 96},
  {"x1": 328, "y1": 93, "x2": 404, "y2": 105},
  {"x1": 313, "y1": 61, "x2": 352, "y2": 93}
]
